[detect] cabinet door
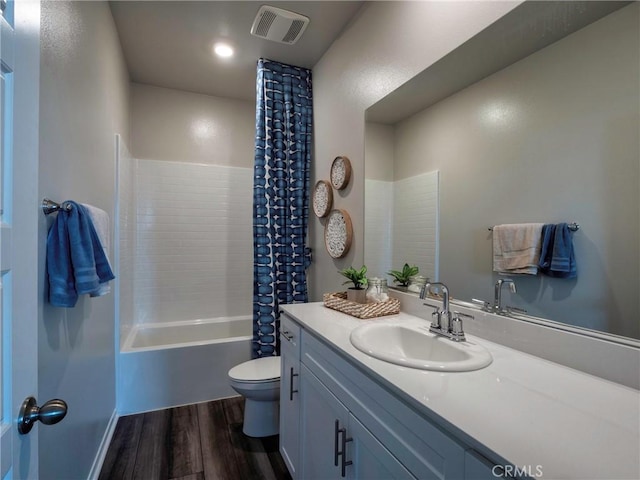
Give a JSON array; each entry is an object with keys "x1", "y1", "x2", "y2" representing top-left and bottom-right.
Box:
[
  {"x1": 346, "y1": 414, "x2": 416, "y2": 480},
  {"x1": 300, "y1": 364, "x2": 349, "y2": 479},
  {"x1": 279, "y1": 338, "x2": 301, "y2": 478},
  {"x1": 464, "y1": 450, "x2": 518, "y2": 480}
]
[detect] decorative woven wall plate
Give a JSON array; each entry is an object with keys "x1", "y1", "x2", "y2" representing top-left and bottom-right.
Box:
[
  {"x1": 312, "y1": 180, "x2": 333, "y2": 217},
  {"x1": 324, "y1": 209, "x2": 353, "y2": 258},
  {"x1": 330, "y1": 156, "x2": 352, "y2": 190}
]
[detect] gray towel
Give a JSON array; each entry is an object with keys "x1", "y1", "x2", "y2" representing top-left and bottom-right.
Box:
[{"x1": 492, "y1": 223, "x2": 544, "y2": 275}]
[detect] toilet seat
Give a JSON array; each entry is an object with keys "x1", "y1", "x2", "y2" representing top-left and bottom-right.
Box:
[{"x1": 228, "y1": 356, "x2": 281, "y2": 383}]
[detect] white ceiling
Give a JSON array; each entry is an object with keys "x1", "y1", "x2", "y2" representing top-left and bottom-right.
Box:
[{"x1": 109, "y1": 1, "x2": 364, "y2": 102}]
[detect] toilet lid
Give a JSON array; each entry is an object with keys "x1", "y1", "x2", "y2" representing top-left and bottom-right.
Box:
[{"x1": 228, "y1": 356, "x2": 281, "y2": 382}]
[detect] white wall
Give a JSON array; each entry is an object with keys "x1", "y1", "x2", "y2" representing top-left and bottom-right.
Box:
[
  {"x1": 392, "y1": 5, "x2": 639, "y2": 337},
  {"x1": 128, "y1": 84, "x2": 255, "y2": 325},
  {"x1": 38, "y1": 1, "x2": 130, "y2": 478},
  {"x1": 309, "y1": 1, "x2": 522, "y2": 300}
]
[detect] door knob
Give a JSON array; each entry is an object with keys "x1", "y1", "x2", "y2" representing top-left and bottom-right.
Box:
[{"x1": 18, "y1": 396, "x2": 68, "y2": 434}]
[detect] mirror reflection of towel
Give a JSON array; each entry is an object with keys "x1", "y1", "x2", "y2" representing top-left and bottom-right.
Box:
[
  {"x1": 539, "y1": 223, "x2": 577, "y2": 278},
  {"x1": 492, "y1": 223, "x2": 544, "y2": 275}
]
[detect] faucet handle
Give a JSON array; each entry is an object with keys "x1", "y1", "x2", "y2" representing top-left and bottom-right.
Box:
[
  {"x1": 451, "y1": 317, "x2": 464, "y2": 335},
  {"x1": 505, "y1": 305, "x2": 527, "y2": 315},
  {"x1": 471, "y1": 298, "x2": 492, "y2": 312},
  {"x1": 423, "y1": 303, "x2": 441, "y2": 313},
  {"x1": 424, "y1": 304, "x2": 441, "y2": 328},
  {"x1": 450, "y1": 311, "x2": 469, "y2": 341}
]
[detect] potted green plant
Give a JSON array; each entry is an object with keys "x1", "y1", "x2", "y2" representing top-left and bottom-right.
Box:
[
  {"x1": 387, "y1": 263, "x2": 419, "y2": 289},
  {"x1": 339, "y1": 265, "x2": 368, "y2": 303}
]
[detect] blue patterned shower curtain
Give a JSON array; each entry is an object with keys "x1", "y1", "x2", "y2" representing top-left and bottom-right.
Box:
[{"x1": 253, "y1": 59, "x2": 313, "y2": 357}]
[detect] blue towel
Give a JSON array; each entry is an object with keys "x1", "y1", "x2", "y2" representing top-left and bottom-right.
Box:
[
  {"x1": 47, "y1": 201, "x2": 115, "y2": 307},
  {"x1": 538, "y1": 224, "x2": 556, "y2": 273},
  {"x1": 538, "y1": 223, "x2": 577, "y2": 278}
]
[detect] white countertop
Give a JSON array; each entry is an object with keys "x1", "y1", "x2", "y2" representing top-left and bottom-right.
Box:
[{"x1": 281, "y1": 302, "x2": 640, "y2": 480}]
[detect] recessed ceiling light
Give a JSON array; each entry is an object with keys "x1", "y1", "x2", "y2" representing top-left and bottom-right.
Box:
[{"x1": 214, "y1": 42, "x2": 234, "y2": 58}]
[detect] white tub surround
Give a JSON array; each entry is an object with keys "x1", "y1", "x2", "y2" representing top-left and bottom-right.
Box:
[
  {"x1": 135, "y1": 159, "x2": 253, "y2": 324},
  {"x1": 122, "y1": 316, "x2": 251, "y2": 351},
  {"x1": 281, "y1": 303, "x2": 640, "y2": 480},
  {"x1": 119, "y1": 317, "x2": 251, "y2": 414}
]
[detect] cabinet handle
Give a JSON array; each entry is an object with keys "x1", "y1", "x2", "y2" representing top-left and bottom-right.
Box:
[
  {"x1": 282, "y1": 330, "x2": 294, "y2": 342},
  {"x1": 340, "y1": 426, "x2": 353, "y2": 477},
  {"x1": 334, "y1": 420, "x2": 340, "y2": 466},
  {"x1": 334, "y1": 420, "x2": 353, "y2": 477},
  {"x1": 289, "y1": 367, "x2": 299, "y2": 401}
]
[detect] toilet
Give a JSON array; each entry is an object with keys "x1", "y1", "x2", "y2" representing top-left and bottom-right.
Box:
[{"x1": 228, "y1": 356, "x2": 281, "y2": 437}]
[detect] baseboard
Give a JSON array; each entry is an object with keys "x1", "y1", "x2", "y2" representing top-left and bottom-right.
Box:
[{"x1": 87, "y1": 409, "x2": 118, "y2": 480}]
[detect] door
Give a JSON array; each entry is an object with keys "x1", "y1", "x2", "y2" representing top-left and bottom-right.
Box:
[
  {"x1": 299, "y1": 364, "x2": 349, "y2": 479},
  {"x1": 300, "y1": 364, "x2": 416, "y2": 480},
  {"x1": 279, "y1": 333, "x2": 300, "y2": 478},
  {"x1": 346, "y1": 414, "x2": 416, "y2": 480},
  {"x1": 1, "y1": 1, "x2": 41, "y2": 478}
]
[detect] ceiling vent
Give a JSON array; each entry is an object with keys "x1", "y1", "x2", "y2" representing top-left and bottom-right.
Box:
[{"x1": 250, "y1": 5, "x2": 310, "y2": 45}]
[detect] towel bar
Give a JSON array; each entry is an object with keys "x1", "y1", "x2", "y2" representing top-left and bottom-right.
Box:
[
  {"x1": 42, "y1": 198, "x2": 72, "y2": 215},
  {"x1": 488, "y1": 222, "x2": 579, "y2": 232}
]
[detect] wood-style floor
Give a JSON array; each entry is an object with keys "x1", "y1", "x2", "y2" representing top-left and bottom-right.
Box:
[{"x1": 99, "y1": 396, "x2": 292, "y2": 480}]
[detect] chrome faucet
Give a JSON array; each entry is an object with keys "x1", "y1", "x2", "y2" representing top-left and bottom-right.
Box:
[
  {"x1": 472, "y1": 279, "x2": 527, "y2": 316},
  {"x1": 494, "y1": 278, "x2": 516, "y2": 314},
  {"x1": 420, "y1": 282, "x2": 450, "y2": 330},
  {"x1": 420, "y1": 282, "x2": 470, "y2": 341}
]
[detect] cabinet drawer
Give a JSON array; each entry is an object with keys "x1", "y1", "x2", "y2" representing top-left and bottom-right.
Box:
[
  {"x1": 302, "y1": 332, "x2": 465, "y2": 480},
  {"x1": 280, "y1": 313, "x2": 301, "y2": 356}
]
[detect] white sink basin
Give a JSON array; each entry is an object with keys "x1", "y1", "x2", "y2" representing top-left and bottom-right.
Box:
[{"x1": 350, "y1": 322, "x2": 492, "y2": 372}]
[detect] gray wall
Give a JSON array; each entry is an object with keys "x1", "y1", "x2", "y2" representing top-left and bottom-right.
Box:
[
  {"x1": 392, "y1": 5, "x2": 639, "y2": 338},
  {"x1": 309, "y1": 1, "x2": 522, "y2": 300},
  {"x1": 130, "y1": 83, "x2": 255, "y2": 166},
  {"x1": 364, "y1": 122, "x2": 394, "y2": 182},
  {"x1": 38, "y1": 1, "x2": 130, "y2": 478}
]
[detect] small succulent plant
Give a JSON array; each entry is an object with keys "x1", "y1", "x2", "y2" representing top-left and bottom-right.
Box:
[
  {"x1": 387, "y1": 263, "x2": 419, "y2": 287},
  {"x1": 338, "y1": 265, "x2": 368, "y2": 290}
]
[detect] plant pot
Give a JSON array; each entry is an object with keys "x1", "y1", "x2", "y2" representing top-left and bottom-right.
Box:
[
  {"x1": 390, "y1": 285, "x2": 408, "y2": 293},
  {"x1": 347, "y1": 288, "x2": 367, "y2": 304}
]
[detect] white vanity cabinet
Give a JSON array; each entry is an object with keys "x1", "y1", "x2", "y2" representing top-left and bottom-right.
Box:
[
  {"x1": 280, "y1": 303, "x2": 640, "y2": 480},
  {"x1": 281, "y1": 311, "x2": 470, "y2": 480},
  {"x1": 279, "y1": 314, "x2": 301, "y2": 478},
  {"x1": 300, "y1": 362, "x2": 415, "y2": 479}
]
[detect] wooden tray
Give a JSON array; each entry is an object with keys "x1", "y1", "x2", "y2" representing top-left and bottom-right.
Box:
[{"x1": 323, "y1": 292, "x2": 400, "y2": 319}]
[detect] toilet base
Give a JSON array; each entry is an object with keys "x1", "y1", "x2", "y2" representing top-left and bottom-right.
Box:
[{"x1": 242, "y1": 397, "x2": 280, "y2": 437}]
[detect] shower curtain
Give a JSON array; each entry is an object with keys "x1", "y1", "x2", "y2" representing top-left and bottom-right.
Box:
[{"x1": 253, "y1": 58, "x2": 313, "y2": 357}]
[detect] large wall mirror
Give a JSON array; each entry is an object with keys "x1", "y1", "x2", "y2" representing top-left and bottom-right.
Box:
[{"x1": 364, "y1": 1, "x2": 639, "y2": 340}]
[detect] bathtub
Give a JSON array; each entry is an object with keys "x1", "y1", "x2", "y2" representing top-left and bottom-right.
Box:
[{"x1": 118, "y1": 316, "x2": 252, "y2": 415}]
